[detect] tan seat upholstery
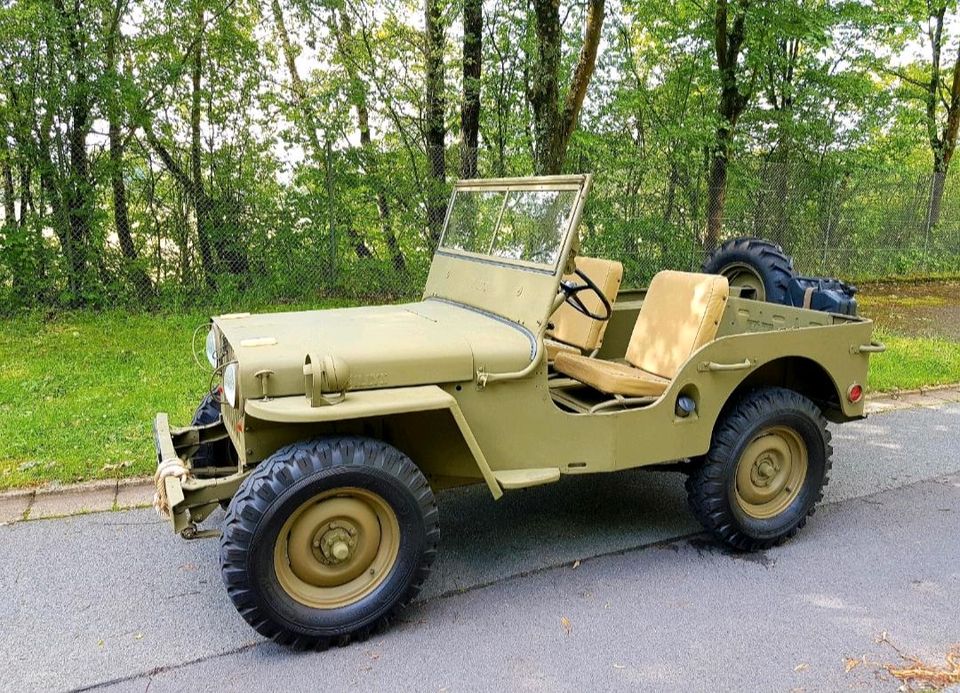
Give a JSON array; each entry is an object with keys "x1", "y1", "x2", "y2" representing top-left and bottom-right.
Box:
[
  {"x1": 554, "y1": 355, "x2": 671, "y2": 396},
  {"x1": 544, "y1": 339, "x2": 579, "y2": 362},
  {"x1": 545, "y1": 256, "x2": 623, "y2": 359},
  {"x1": 554, "y1": 270, "x2": 729, "y2": 397}
]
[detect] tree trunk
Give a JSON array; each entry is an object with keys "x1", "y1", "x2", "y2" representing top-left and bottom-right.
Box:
[
  {"x1": 2, "y1": 154, "x2": 14, "y2": 226},
  {"x1": 706, "y1": 127, "x2": 732, "y2": 250},
  {"x1": 424, "y1": 0, "x2": 447, "y2": 248},
  {"x1": 190, "y1": 0, "x2": 216, "y2": 288},
  {"x1": 272, "y1": 0, "x2": 372, "y2": 261},
  {"x1": 270, "y1": 0, "x2": 323, "y2": 156},
  {"x1": 705, "y1": 0, "x2": 753, "y2": 250},
  {"x1": 52, "y1": 0, "x2": 95, "y2": 305},
  {"x1": 35, "y1": 106, "x2": 72, "y2": 277},
  {"x1": 335, "y1": 9, "x2": 403, "y2": 270},
  {"x1": 18, "y1": 164, "x2": 32, "y2": 227},
  {"x1": 526, "y1": 0, "x2": 605, "y2": 175},
  {"x1": 357, "y1": 102, "x2": 405, "y2": 272},
  {"x1": 459, "y1": 0, "x2": 482, "y2": 179},
  {"x1": 105, "y1": 4, "x2": 152, "y2": 298},
  {"x1": 925, "y1": 37, "x2": 960, "y2": 229}
]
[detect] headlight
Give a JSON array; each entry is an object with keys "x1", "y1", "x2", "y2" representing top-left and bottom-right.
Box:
[
  {"x1": 205, "y1": 329, "x2": 218, "y2": 368},
  {"x1": 222, "y1": 363, "x2": 238, "y2": 407}
]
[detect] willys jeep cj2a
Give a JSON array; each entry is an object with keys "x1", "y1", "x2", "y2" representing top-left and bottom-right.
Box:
[{"x1": 152, "y1": 174, "x2": 884, "y2": 649}]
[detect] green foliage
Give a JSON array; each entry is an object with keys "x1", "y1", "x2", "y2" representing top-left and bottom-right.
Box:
[{"x1": 0, "y1": 0, "x2": 957, "y2": 311}]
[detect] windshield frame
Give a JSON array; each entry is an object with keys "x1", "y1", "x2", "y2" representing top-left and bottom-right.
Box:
[{"x1": 435, "y1": 176, "x2": 590, "y2": 275}]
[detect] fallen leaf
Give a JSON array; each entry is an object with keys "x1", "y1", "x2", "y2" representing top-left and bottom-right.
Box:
[
  {"x1": 844, "y1": 658, "x2": 861, "y2": 673},
  {"x1": 794, "y1": 663, "x2": 809, "y2": 672},
  {"x1": 560, "y1": 616, "x2": 572, "y2": 635}
]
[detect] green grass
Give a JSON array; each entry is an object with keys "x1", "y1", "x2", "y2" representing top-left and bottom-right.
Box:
[
  {"x1": 0, "y1": 310, "x2": 958, "y2": 491},
  {"x1": 0, "y1": 302, "x2": 351, "y2": 490},
  {"x1": 866, "y1": 329, "x2": 960, "y2": 392}
]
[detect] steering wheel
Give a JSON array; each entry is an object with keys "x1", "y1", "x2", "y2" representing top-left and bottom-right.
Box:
[{"x1": 560, "y1": 268, "x2": 612, "y2": 321}]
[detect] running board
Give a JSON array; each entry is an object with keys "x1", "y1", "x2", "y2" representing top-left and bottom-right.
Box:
[{"x1": 494, "y1": 468, "x2": 561, "y2": 490}]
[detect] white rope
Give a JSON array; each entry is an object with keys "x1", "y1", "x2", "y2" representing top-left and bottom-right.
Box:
[{"x1": 153, "y1": 457, "x2": 190, "y2": 518}]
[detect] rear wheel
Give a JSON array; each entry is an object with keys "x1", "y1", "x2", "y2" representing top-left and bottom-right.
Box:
[
  {"x1": 219, "y1": 437, "x2": 439, "y2": 649},
  {"x1": 701, "y1": 237, "x2": 795, "y2": 303},
  {"x1": 686, "y1": 387, "x2": 831, "y2": 551}
]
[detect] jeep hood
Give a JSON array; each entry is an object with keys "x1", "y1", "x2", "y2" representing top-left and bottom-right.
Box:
[{"x1": 213, "y1": 299, "x2": 536, "y2": 400}]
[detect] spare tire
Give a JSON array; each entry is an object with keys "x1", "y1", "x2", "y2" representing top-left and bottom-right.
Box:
[{"x1": 701, "y1": 237, "x2": 796, "y2": 304}]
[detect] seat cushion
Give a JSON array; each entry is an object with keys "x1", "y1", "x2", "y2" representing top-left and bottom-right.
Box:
[
  {"x1": 547, "y1": 256, "x2": 623, "y2": 354},
  {"x1": 544, "y1": 338, "x2": 579, "y2": 362},
  {"x1": 626, "y1": 270, "x2": 729, "y2": 379},
  {"x1": 553, "y1": 352, "x2": 670, "y2": 397}
]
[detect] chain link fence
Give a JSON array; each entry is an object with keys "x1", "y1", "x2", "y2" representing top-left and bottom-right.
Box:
[{"x1": 1, "y1": 144, "x2": 958, "y2": 315}]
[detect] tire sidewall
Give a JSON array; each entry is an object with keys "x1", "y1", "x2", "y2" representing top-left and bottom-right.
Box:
[
  {"x1": 708, "y1": 249, "x2": 783, "y2": 303},
  {"x1": 245, "y1": 464, "x2": 428, "y2": 638},
  {"x1": 719, "y1": 406, "x2": 827, "y2": 541},
  {"x1": 701, "y1": 238, "x2": 795, "y2": 305}
]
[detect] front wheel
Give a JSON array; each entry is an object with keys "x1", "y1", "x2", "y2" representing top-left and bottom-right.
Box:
[
  {"x1": 219, "y1": 437, "x2": 439, "y2": 649},
  {"x1": 686, "y1": 387, "x2": 832, "y2": 551}
]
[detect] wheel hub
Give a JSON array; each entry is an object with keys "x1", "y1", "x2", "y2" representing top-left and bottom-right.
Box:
[
  {"x1": 751, "y1": 455, "x2": 780, "y2": 487},
  {"x1": 313, "y1": 523, "x2": 357, "y2": 564},
  {"x1": 734, "y1": 426, "x2": 808, "y2": 519},
  {"x1": 274, "y1": 488, "x2": 400, "y2": 609},
  {"x1": 721, "y1": 262, "x2": 766, "y2": 301}
]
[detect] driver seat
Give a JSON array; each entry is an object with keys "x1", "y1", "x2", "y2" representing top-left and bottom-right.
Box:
[
  {"x1": 545, "y1": 256, "x2": 624, "y2": 361},
  {"x1": 554, "y1": 270, "x2": 729, "y2": 397}
]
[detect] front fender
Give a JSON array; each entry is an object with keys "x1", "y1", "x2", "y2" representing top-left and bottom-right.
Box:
[{"x1": 244, "y1": 386, "x2": 503, "y2": 499}]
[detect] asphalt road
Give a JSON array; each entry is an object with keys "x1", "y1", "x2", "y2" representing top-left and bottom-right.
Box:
[{"x1": 2, "y1": 403, "x2": 959, "y2": 692}]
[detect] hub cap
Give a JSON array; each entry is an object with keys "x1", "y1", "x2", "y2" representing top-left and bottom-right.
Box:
[
  {"x1": 274, "y1": 488, "x2": 399, "y2": 609},
  {"x1": 734, "y1": 426, "x2": 808, "y2": 519}
]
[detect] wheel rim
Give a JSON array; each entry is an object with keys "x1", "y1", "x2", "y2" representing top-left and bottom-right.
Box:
[
  {"x1": 734, "y1": 425, "x2": 808, "y2": 519},
  {"x1": 273, "y1": 487, "x2": 400, "y2": 609},
  {"x1": 720, "y1": 262, "x2": 766, "y2": 301}
]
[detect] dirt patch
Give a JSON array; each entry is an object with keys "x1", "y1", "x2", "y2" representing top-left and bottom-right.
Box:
[{"x1": 857, "y1": 280, "x2": 960, "y2": 340}]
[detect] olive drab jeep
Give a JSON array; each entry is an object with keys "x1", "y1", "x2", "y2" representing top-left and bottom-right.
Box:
[{"x1": 152, "y1": 174, "x2": 884, "y2": 649}]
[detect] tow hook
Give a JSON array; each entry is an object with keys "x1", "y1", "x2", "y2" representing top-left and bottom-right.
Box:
[{"x1": 180, "y1": 525, "x2": 222, "y2": 540}]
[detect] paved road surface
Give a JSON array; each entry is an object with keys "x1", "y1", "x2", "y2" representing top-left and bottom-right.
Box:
[{"x1": 2, "y1": 403, "x2": 959, "y2": 692}]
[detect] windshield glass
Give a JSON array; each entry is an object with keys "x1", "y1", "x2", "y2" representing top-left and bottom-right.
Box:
[{"x1": 440, "y1": 188, "x2": 578, "y2": 268}]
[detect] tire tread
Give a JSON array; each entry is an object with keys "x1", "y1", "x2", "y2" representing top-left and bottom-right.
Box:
[{"x1": 219, "y1": 436, "x2": 439, "y2": 650}]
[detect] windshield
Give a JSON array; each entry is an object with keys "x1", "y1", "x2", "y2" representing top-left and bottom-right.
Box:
[{"x1": 441, "y1": 188, "x2": 579, "y2": 268}]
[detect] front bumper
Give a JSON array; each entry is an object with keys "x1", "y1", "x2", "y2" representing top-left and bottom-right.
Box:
[{"x1": 152, "y1": 412, "x2": 247, "y2": 537}]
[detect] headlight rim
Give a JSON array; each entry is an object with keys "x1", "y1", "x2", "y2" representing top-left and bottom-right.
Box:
[
  {"x1": 222, "y1": 362, "x2": 239, "y2": 408},
  {"x1": 205, "y1": 328, "x2": 218, "y2": 369}
]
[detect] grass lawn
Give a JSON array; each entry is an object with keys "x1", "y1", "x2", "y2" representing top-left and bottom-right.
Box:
[
  {"x1": 0, "y1": 302, "x2": 350, "y2": 490},
  {"x1": 1, "y1": 309, "x2": 958, "y2": 491},
  {"x1": 866, "y1": 329, "x2": 960, "y2": 392}
]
